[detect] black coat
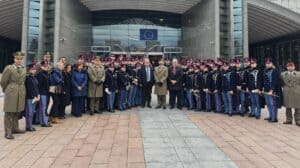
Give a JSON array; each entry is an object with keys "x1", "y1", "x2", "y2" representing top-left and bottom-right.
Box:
[
  {"x1": 25, "y1": 74, "x2": 39, "y2": 99},
  {"x1": 138, "y1": 66, "x2": 155, "y2": 88},
  {"x1": 168, "y1": 66, "x2": 183, "y2": 91},
  {"x1": 221, "y1": 70, "x2": 237, "y2": 92},
  {"x1": 105, "y1": 69, "x2": 118, "y2": 92},
  {"x1": 36, "y1": 70, "x2": 49, "y2": 95},
  {"x1": 117, "y1": 71, "x2": 130, "y2": 90},
  {"x1": 63, "y1": 72, "x2": 72, "y2": 105}
]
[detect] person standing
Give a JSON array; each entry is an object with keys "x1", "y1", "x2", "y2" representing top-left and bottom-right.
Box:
[
  {"x1": 202, "y1": 65, "x2": 213, "y2": 112},
  {"x1": 71, "y1": 63, "x2": 88, "y2": 117},
  {"x1": 117, "y1": 64, "x2": 130, "y2": 111},
  {"x1": 247, "y1": 59, "x2": 263, "y2": 119},
  {"x1": 168, "y1": 59, "x2": 184, "y2": 110},
  {"x1": 211, "y1": 63, "x2": 222, "y2": 113},
  {"x1": 184, "y1": 65, "x2": 195, "y2": 110},
  {"x1": 1, "y1": 52, "x2": 26, "y2": 139},
  {"x1": 49, "y1": 62, "x2": 65, "y2": 124},
  {"x1": 154, "y1": 59, "x2": 169, "y2": 109},
  {"x1": 235, "y1": 59, "x2": 249, "y2": 116},
  {"x1": 36, "y1": 61, "x2": 52, "y2": 127},
  {"x1": 281, "y1": 61, "x2": 300, "y2": 126},
  {"x1": 25, "y1": 63, "x2": 40, "y2": 132},
  {"x1": 263, "y1": 58, "x2": 283, "y2": 123},
  {"x1": 87, "y1": 56, "x2": 105, "y2": 115},
  {"x1": 104, "y1": 63, "x2": 118, "y2": 112},
  {"x1": 138, "y1": 58, "x2": 155, "y2": 108},
  {"x1": 221, "y1": 62, "x2": 237, "y2": 116},
  {"x1": 62, "y1": 64, "x2": 72, "y2": 118}
]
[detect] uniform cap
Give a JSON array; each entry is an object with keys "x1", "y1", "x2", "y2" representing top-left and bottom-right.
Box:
[{"x1": 14, "y1": 51, "x2": 25, "y2": 59}]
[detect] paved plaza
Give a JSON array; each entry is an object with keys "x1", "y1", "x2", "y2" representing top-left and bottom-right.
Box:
[{"x1": 0, "y1": 93, "x2": 299, "y2": 168}]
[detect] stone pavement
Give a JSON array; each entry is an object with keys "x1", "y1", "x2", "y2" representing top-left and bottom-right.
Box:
[{"x1": 0, "y1": 95, "x2": 299, "y2": 167}]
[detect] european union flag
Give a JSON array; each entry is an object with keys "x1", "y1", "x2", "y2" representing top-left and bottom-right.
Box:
[{"x1": 140, "y1": 29, "x2": 158, "y2": 41}]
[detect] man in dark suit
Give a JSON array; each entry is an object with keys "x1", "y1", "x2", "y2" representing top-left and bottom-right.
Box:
[
  {"x1": 138, "y1": 58, "x2": 155, "y2": 108},
  {"x1": 168, "y1": 59, "x2": 184, "y2": 109}
]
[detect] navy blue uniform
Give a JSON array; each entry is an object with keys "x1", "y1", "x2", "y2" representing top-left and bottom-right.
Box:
[
  {"x1": 117, "y1": 70, "x2": 130, "y2": 110},
  {"x1": 203, "y1": 70, "x2": 213, "y2": 111},
  {"x1": 211, "y1": 70, "x2": 222, "y2": 112},
  {"x1": 247, "y1": 67, "x2": 263, "y2": 118},
  {"x1": 105, "y1": 69, "x2": 118, "y2": 112},
  {"x1": 221, "y1": 69, "x2": 237, "y2": 115},
  {"x1": 235, "y1": 68, "x2": 249, "y2": 115},
  {"x1": 263, "y1": 67, "x2": 283, "y2": 122}
]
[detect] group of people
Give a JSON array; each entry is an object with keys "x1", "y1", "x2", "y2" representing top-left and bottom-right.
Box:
[{"x1": 1, "y1": 51, "x2": 299, "y2": 140}]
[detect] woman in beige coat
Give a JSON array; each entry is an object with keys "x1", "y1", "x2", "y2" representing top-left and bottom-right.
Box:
[{"x1": 154, "y1": 59, "x2": 168, "y2": 109}]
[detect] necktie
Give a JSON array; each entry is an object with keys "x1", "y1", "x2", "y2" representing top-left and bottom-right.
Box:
[{"x1": 146, "y1": 67, "x2": 150, "y2": 82}]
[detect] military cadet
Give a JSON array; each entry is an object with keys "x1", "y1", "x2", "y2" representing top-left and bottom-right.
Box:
[
  {"x1": 281, "y1": 60, "x2": 300, "y2": 126},
  {"x1": 117, "y1": 64, "x2": 130, "y2": 111},
  {"x1": 36, "y1": 52, "x2": 54, "y2": 72},
  {"x1": 263, "y1": 58, "x2": 283, "y2": 123},
  {"x1": 87, "y1": 56, "x2": 105, "y2": 115},
  {"x1": 127, "y1": 60, "x2": 138, "y2": 108},
  {"x1": 168, "y1": 58, "x2": 184, "y2": 109},
  {"x1": 135, "y1": 62, "x2": 143, "y2": 106},
  {"x1": 221, "y1": 62, "x2": 237, "y2": 116},
  {"x1": 184, "y1": 65, "x2": 195, "y2": 110},
  {"x1": 235, "y1": 59, "x2": 248, "y2": 116},
  {"x1": 193, "y1": 65, "x2": 203, "y2": 111},
  {"x1": 247, "y1": 59, "x2": 263, "y2": 119},
  {"x1": 202, "y1": 64, "x2": 213, "y2": 112},
  {"x1": 36, "y1": 61, "x2": 52, "y2": 127},
  {"x1": 154, "y1": 58, "x2": 169, "y2": 109},
  {"x1": 104, "y1": 63, "x2": 118, "y2": 112},
  {"x1": 211, "y1": 63, "x2": 222, "y2": 113},
  {"x1": 25, "y1": 63, "x2": 40, "y2": 132},
  {"x1": 1, "y1": 52, "x2": 26, "y2": 139}
]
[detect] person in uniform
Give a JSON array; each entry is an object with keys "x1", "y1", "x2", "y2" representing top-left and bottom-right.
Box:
[
  {"x1": 184, "y1": 65, "x2": 195, "y2": 110},
  {"x1": 235, "y1": 59, "x2": 248, "y2": 116},
  {"x1": 168, "y1": 59, "x2": 184, "y2": 109},
  {"x1": 127, "y1": 60, "x2": 138, "y2": 108},
  {"x1": 87, "y1": 56, "x2": 105, "y2": 115},
  {"x1": 154, "y1": 58, "x2": 169, "y2": 109},
  {"x1": 263, "y1": 58, "x2": 283, "y2": 123},
  {"x1": 202, "y1": 64, "x2": 213, "y2": 112},
  {"x1": 221, "y1": 62, "x2": 237, "y2": 116},
  {"x1": 211, "y1": 63, "x2": 222, "y2": 113},
  {"x1": 281, "y1": 61, "x2": 300, "y2": 126},
  {"x1": 25, "y1": 63, "x2": 40, "y2": 132},
  {"x1": 104, "y1": 63, "x2": 118, "y2": 112},
  {"x1": 117, "y1": 64, "x2": 130, "y2": 111},
  {"x1": 1, "y1": 52, "x2": 26, "y2": 139},
  {"x1": 247, "y1": 59, "x2": 263, "y2": 119},
  {"x1": 36, "y1": 61, "x2": 52, "y2": 127},
  {"x1": 193, "y1": 65, "x2": 203, "y2": 111}
]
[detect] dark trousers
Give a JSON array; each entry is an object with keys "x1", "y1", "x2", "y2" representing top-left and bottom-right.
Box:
[
  {"x1": 72, "y1": 96, "x2": 85, "y2": 117},
  {"x1": 142, "y1": 84, "x2": 152, "y2": 106},
  {"x1": 49, "y1": 93, "x2": 64, "y2": 117},
  {"x1": 169, "y1": 89, "x2": 182, "y2": 108}
]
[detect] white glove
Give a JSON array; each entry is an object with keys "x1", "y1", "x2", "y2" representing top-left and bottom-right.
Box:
[{"x1": 105, "y1": 88, "x2": 111, "y2": 95}]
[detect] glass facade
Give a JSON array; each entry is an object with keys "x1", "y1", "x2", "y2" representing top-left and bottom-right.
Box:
[
  {"x1": 27, "y1": 0, "x2": 41, "y2": 63},
  {"x1": 249, "y1": 34, "x2": 300, "y2": 70},
  {"x1": 43, "y1": 0, "x2": 55, "y2": 56},
  {"x1": 233, "y1": 0, "x2": 244, "y2": 56},
  {"x1": 220, "y1": 0, "x2": 231, "y2": 58},
  {"x1": 92, "y1": 10, "x2": 182, "y2": 55}
]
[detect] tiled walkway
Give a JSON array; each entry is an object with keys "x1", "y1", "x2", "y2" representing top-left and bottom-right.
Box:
[{"x1": 0, "y1": 94, "x2": 299, "y2": 167}]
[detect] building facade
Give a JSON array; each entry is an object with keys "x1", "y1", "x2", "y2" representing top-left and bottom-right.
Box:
[{"x1": 0, "y1": 0, "x2": 300, "y2": 71}]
